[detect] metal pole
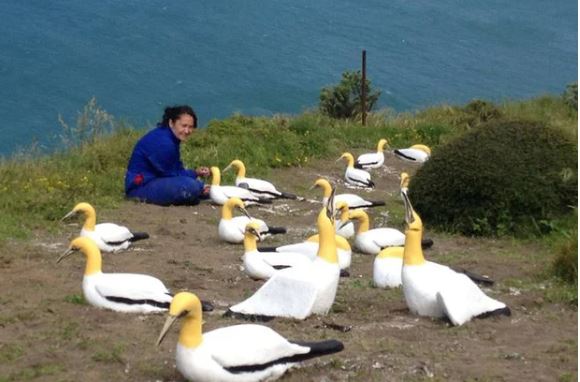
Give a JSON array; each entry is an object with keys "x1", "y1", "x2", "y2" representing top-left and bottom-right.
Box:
[{"x1": 361, "y1": 49, "x2": 367, "y2": 126}]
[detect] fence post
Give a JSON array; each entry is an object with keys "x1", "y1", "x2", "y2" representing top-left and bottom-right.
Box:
[{"x1": 361, "y1": 49, "x2": 367, "y2": 126}]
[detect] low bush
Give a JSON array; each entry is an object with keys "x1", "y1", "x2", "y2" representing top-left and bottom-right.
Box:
[{"x1": 409, "y1": 120, "x2": 577, "y2": 236}]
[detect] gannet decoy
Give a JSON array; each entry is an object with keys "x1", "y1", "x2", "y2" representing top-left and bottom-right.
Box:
[
  {"x1": 223, "y1": 159, "x2": 297, "y2": 200},
  {"x1": 242, "y1": 222, "x2": 311, "y2": 280},
  {"x1": 394, "y1": 144, "x2": 431, "y2": 163},
  {"x1": 257, "y1": 232, "x2": 352, "y2": 271},
  {"x1": 349, "y1": 208, "x2": 421, "y2": 255},
  {"x1": 219, "y1": 197, "x2": 287, "y2": 244},
  {"x1": 338, "y1": 152, "x2": 374, "y2": 188},
  {"x1": 226, "y1": 193, "x2": 341, "y2": 320},
  {"x1": 157, "y1": 292, "x2": 344, "y2": 382},
  {"x1": 354, "y1": 139, "x2": 389, "y2": 170},
  {"x1": 313, "y1": 178, "x2": 385, "y2": 209},
  {"x1": 335, "y1": 201, "x2": 355, "y2": 239},
  {"x1": 373, "y1": 246, "x2": 494, "y2": 289},
  {"x1": 61, "y1": 202, "x2": 149, "y2": 253},
  {"x1": 400, "y1": 193, "x2": 510, "y2": 326},
  {"x1": 209, "y1": 167, "x2": 270, "y2": 206},
  {"x1": 57, "y1": 237, "x2": 213, "y2": 313}
]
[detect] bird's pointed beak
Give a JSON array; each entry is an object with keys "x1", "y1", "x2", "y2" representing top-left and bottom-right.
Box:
[
  {"x1": 335, "y1": 157, "x2": 343, "y2": 162},
  {"x1": 222, "y1": 164, "x2": 232, "y2": 173},
  {"x1": 239, "y1": 207, "x2": 252, "y2": 219},
  {"x1": 157, "y1": 315, "x2": 179, "y2": 346},
  {"x1": 57, "y1": 248, "x2": 75, "y2": 264},
  {"x1": 60, "y1": 210, "x2": 77, "y2": 222}
]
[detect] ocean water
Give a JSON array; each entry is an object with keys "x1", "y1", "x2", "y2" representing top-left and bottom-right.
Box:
[{"x1": 1, "y1": 0, "x2": 577, "y2": 156}]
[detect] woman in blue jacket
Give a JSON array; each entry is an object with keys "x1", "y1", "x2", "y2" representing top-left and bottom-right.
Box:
[{"x1": 125, "y1": 105, "x2": 210, "y2": 206}]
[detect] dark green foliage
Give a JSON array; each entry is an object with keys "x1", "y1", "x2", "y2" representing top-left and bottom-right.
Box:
[
  {"x1": 461, "y1": 99, "x2": 503, "y2": 128},
  {"x1": 319, "y1": 71, "x2": 381, "y2": 119},
  {"x1": 409, "y1": 120, "x2": 578, "y2": 236},
  {"x1": 563, "y1": 82, "x2": 578, "y2": 111},
  {"x1": 552, "y1": 229, "x2": 578, "y2": 285}
]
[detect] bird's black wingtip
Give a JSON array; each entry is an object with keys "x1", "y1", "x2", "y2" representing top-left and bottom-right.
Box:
[
  {"x1": 130, "y1": 232, "x2": 150, "y2": 242},
  {"x1": 223, "y1": 309, "x2": 275, "y2": 322}
]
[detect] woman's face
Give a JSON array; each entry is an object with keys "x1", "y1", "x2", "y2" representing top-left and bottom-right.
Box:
[{"x1": 169, "y1": 114, "x2": 195, "y2": 141}]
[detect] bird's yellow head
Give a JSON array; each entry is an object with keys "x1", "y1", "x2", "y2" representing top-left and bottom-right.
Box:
[
  {"x1": 347, "y1": 209, "x2": 369, "y2": 232},
  {"x1": 223, "y1": 159, "x2": 246, "y2": 177},
  {"x1": 157, "y1": 292, "x2": 203, "y2": 349},
  {"x1": 336, "y1": 201, "x2": 350, "y2": 222},
  {"x1": 243, "y1": 221, "x2": 262, "y2": 250},
  {"x1": 61, "y1": 202, "x2": 97, "y2": 230},
  {"x1": 311, "y1": 178, "x2": 332, "y2": 198},
  {"x1": 210, "y1": 166, "x2": 221, "y2": 186},
  {"x1": 222, "y1": 197, "x2": 250, "y2": 219},
  {"x1": 401, "y1": 192, "x2": 425, "y2": 266},
  {"x1": 377, "y1": 139, "x2": 389, "y2": 152},
  {"x1": 57, "y1": 237, "x2": 102, "y2": 275},
  {"x1": 338, "y1": 152, "x2": 355, "y2": 167}
]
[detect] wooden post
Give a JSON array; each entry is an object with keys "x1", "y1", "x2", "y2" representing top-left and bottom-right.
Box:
[{"x1": 361, "y1": 50, "x2": 367, "y2": 126}]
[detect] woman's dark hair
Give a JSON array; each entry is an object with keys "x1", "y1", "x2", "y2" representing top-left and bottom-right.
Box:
[{"x1": 160, "y1": 105, "x2": 198, "y2": 128}]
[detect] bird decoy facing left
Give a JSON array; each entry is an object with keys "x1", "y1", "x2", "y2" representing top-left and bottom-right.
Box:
[
  {"x1": 223, "y1": 159, "x2": 298, "y2": 200},
  {"x1": 354, "y1": 138, "x2": 389, "y2": 170},
  {"x1": 218, "y1": 197, "x2": 287, "y2": 244},
  {"x1": 57, "y1": 237, "x2": 213, "y2": 314},
  {"x1": 338, "y1": 152, "x2": 374, "y2": 188},
  {"x1": 208, "y1": 167, "x2": 271, "y2": 206},
  {"x1": 312, "y1": 178, "x2": 385, "y2": 209},
  {"x1": 334, "y1": 201, "x2": 355, "y2": 239},
  {"x1": 226, "y1": 190, "x2": 341, "y2": 320},
  {"x1": 400, "y1": 192, "x2": 510, "y2": 326},
  {"x1": 242, "y1": 222, "x2": 311, "y2": 280},
  {"x1": 157, "y1": 292, "x2": 344, "y2": 382},
  {"x1": 394, "y1": 144, "x2": 431, "y2": 163},
  {"x1": 61, "y1": 202, "x2": 149, "y2": 253}
]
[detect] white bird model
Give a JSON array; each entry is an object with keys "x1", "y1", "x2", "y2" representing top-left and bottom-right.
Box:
[
  {"x1": 157, "y1": 292, "x2": 344, "y2": 382},
  {"x1": 338, "y1": 152, "x2": 374, "y2": 188},
  {"x1": 227, "y1": 195, "x2": 341, "y2": 320},
  {"x1": 61, "y1": 202, "x2": 149, "y2": 253},
  {"x1": 313, "y1": 178, "x2": 385, "y2": 209},
  {"x1": 349, "y1": 209, "x2": 406, "y2": 255},
  {"x1": 209, "y1": 167, "x2": 269, "y2": 206},
  {"x1": 354, "y1": 138, "x2": 389, "y2": 170},
  {"x1": 219, "y1": 197, "x2": 286, "y2": 244},
  {"x1": 242, "y1": 222, "x2": 311, "y2": 280},
  {"x1": 394, "y1": 144, "x2": 431, "y2": 163},
  {"x1": 57, "y1": 237, "x2": 213, "y2": 313},
  {"x1": 223, "y1": 159, "x2": 297, "y2": 199},
  {"x1": 400, "y1": 193, "x2": 510, "y2": 326}
]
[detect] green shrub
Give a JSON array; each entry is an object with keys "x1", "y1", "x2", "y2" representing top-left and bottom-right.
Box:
[
  {"x1": 409, "y1": 120, "x2": 578, "y2": 236},
  {"x1": 563, "y1": 82, "x2": 578, "y2": 111},
  {"x1": 319, "y1": 71, "x2": 381, "y2": 119},
  {"x1": 552, "y1": 228, "x2": 578, "y2": 285}
]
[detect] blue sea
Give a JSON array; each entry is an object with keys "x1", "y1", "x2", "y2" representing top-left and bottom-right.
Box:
[{"x1": 1, "y1": 0, "x2": 577, "y2": 156}]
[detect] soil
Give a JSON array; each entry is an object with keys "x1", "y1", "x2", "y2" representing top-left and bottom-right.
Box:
[{"x1": 0, "y1": 156, "x2": 577, "y2": 382}]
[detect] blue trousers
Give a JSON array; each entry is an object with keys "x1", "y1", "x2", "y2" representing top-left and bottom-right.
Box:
[{"x1": 127, "y1": 176, "x2": 204, "y2": 206}]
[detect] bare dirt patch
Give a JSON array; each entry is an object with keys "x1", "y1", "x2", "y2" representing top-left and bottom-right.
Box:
[{"x1": 0, "y1": 155, "x2": 576, "y2": 381}]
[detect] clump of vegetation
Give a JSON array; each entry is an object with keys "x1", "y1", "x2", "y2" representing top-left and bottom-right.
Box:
[
  {"x1": 409, "y1": 120, "x2": 577, "y2": 236},
  {"x1": 552, "y1": 228, "x2": 578, "y2": 285},
  {"x1": 563, "y1": 81, "x2": 578, "y2": 111},
  {"x1": 319, "y1": 70, "x2": 381, "y2": 119},
  {"x1": 460, "y1": 99, "x2": 503, "y2": 128}
]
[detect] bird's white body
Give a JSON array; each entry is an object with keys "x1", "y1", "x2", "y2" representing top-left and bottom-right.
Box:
[
  {"x1": 175, "y1": 325, "x2": 311, "y2": 382},
  {"x1": 394, "y1": 148, "x2": 430, "y2": 163},
  {"x1": 219, "y1": 216, "x2": 269, "y2": 244},
  {"x1": 80, "y1": 225, "x2": 132, "y2": 253},
  {"x1": 402, "y1": 262, "x2": 507, "y2": 326},
  {"x1": 373, "y1": 255, "x2": 404, "y2": 288},
  {"x1": 335, "y1": 220, "x2": 355, "y2": 239},
  {"x1": 270, "y1": 240, "x2": 351, "y2": 270},
  {"x1": 322, "y1": 194, "x2": 378, "y2": 210},
  {"x1": 229, "y1": 258, "x2": 340, "y2": 320},
  {"x1": 210, "y1": 185, "x2": 261, "y2": 206},
  {"x1": 242, "y1": 250, "x2": 311, "y2": 280},
  {"x1": 82, "y1": 272, "x2": 171, "y2": 313},
  {"x1": 344, "y1": 166, "x2": 373, "y2": 188},
  {"x1": 354, "y1": 228, "x2": 405, "y2": 255},
  {"x1": 236, "y1": 176, "x2": 282, "y2": 199},
  {"x1": 355, "y1": 151, "x2": 384, "y2": 169}
]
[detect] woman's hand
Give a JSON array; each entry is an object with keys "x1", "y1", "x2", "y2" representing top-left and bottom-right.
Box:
[{"x1": 196, "y1": 166, "x2": 210, "y2": 177}]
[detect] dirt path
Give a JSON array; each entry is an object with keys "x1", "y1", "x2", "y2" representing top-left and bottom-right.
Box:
[{"x1": 0, "y1": 156, "x2": 577, "y2": 381}]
